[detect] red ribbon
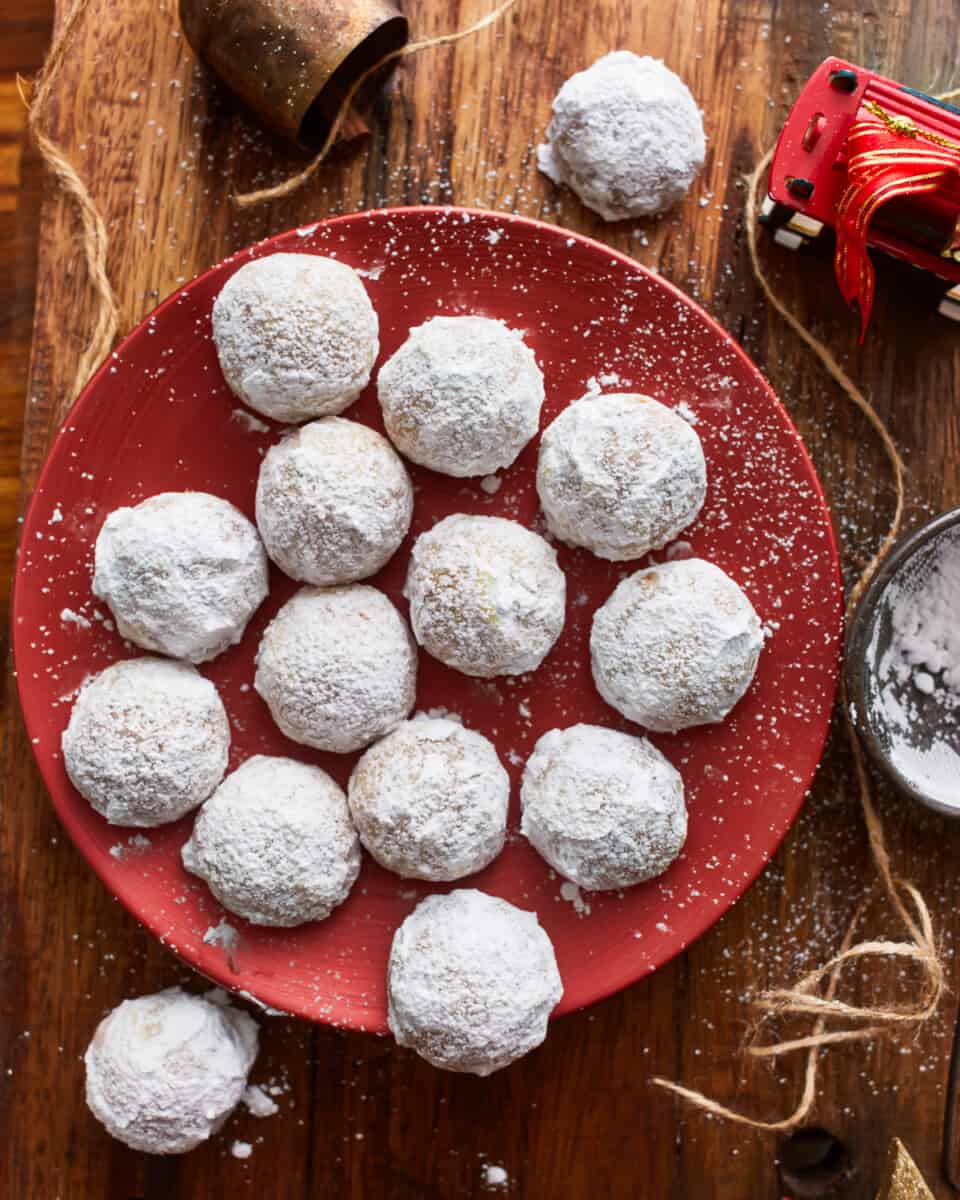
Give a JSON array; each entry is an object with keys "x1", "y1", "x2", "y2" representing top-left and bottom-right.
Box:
[{"x1": 834, "y1": 113, "x2": 960, "y2": 338}]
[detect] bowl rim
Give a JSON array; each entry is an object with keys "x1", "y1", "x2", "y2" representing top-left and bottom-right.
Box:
[{"x1": 845, "y1": 505, "x2": 960, "y2": 816}]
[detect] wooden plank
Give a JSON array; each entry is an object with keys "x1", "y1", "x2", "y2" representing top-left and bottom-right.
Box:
[{"x1": 1, "y1": 0, "x2": 959, "y2": 1196}]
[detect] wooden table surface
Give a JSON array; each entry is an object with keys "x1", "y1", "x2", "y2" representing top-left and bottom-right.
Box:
[{"x1": 2, "y1": 1, "x2": 959, "y2": 1196}]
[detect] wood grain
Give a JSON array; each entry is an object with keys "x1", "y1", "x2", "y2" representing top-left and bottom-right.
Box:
[{"x1": 2, "y1": 0, "x2": 959, "y2": 1196}]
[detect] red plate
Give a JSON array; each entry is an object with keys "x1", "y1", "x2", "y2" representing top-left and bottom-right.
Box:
[{"x1": 14, "y1": 208, "x2": 842, "y2": 1032}]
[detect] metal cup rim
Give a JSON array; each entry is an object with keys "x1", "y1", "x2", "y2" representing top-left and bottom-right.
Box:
[{"x1": 845, "y1": 505, "x2": 960, "y2": 816}]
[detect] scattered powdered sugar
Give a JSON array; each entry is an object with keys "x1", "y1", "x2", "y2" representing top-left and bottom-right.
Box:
[
  {"x1": 203, "y1": 918, "x2": 241, "y2": 952},
  {"x1": 537, "y1": 52, "x2": 705, "y2": 220},
  {"x1": 62, "y1": 657, "x2": 230, "y2": 827},
  {"x1": 231, "y1": 1140, "x2": 253, "y2": 1160},
  {"x1": 109, "y1": 833, "x2": 152, "y2": 860},
  {"x1": 419, "y1": 706, "x2": 463, "y2": 723},
  {"x1": 537, "y1": 393, "x2": 707, "y2": 561},
  {"x1": 48, "y1": 505, "x2": 63, "y2": 524},
  {"x1": 255, "y1": 584, "x2": 417, "y2": 752},
  {"x1": 230, "y1": 408, "x2": 271, "y2": 435},
  {"x1": 347, "y1": 716, "x2": 509, "y2": 881},
  {"x1": 84, "y1": 988, "x2": 258, "y2": 1155},
  {"x1": 522, "y1": 724, "x2": 687, "y2": 890},
  {"x1": 591, "y1": 558, "x2": 763, "y2": 732},
  {"x1": 676, "y1": 399, "x2": 699, "y2": 425},
  {"x1": 242, "y1": 1084, "x2": 279, "y2": 1118},
  {"x1": 584, "y1": 371, "x2": 622, "y2": 395},
  {"x1": 867, "y1": 525, "x2": 960, "y2": 809},
  {"x1": 404, "y1": 514, "x2": 566, "y2": 678},
  {"x1": 387, "y1": 890, "x2": 562, "y2": 1076},
  {"x1": 212, "y1": 253, "x2": 379, "y2": 424},
  {"x1": 93, "y1": 491, "x2": 268, "y2": 664},
  {"x1": 378, "y1": 316, "x2": 544, "y2": 477},
  {"x1": 255, "y1": 417, "x2": 412, "y2": 586},
  {"x1": 60, "y1": 607, "x2": 90, "y2": 629},
  {"x1": 559, "y1": 880, "x2": 592, "y2": 917},
  {"x1": 183, "y1": 756, "x2": 361, "y2": 926},
  {"x1": 480, "y1": 474, "x2": 502, "y2": 495},
  {"x1": 483, "y1": 1163, "x2": 510, "y2": 1190}
]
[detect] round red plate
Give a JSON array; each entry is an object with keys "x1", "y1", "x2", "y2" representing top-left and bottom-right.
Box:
[{"x1": 14, "y1": 207, "x2": 842, "y2": 1032}]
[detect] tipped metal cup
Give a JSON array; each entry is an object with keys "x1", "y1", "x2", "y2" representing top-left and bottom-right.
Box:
[{"x1": 179, "y1": 0, "x2": 409, "y2": 146}]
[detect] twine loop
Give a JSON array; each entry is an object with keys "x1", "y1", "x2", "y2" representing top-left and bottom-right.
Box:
[{"x1": 653, "y1": 140, "x2": 947, "y2": 1133}]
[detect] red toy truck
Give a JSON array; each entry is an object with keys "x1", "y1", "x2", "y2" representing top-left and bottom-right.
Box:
[{"x1": 760, "y1": 57, "x2": 960, "y2": 321}]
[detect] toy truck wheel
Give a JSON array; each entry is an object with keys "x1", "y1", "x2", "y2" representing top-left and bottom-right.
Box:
[
  {"x1": 773, "y1": 228, "x2": 807, "y2": 251},
  {"x1": 759, "y1": 195, "x2": 797, "y2": 231},
  {"x1": 938, "y1": 297, "x2": 960, "y2": 322}
]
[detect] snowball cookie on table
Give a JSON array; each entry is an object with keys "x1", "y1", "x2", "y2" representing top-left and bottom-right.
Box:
[
  {"x1": 404, "y1": 514, "x2": 566, "y2": 678},
  {"x1": 537, "y1": 393, "x2": 707, "y2": 561},
  {"x1": 377, "y1": 316, "x2": 544, "y2": 477},
  {"x1": 591, "y1": 558, "x2": 763, "y2": 733},
  {"x1": 84, "y1": 987, "x2": 258, "y2": 1155},
  {"x1": 212, "y1": 253, "x2": 379, "y2": 424},
  {"x1": 537, "y1": 52, "x2": 706, "y2": 221},
  {"x1": 387, "y1": 890, "x2": 563, "y2": 1075},
  {"x1": 255, "y1": 584, "x2": 417, "y2": 753},
  {"x1": 182, "y1": 756, "x2": 361, "y2": 927},
  {"x1": 93, "y1": 492, "x2": 268, "y2": 665},
  {"x1": 255, "y1": 417, "x2": 412, "y2": 586},
  {"x1": 521, "y1": 724, "x2": 686, "y2": 890},
  {"x1": 348, "y1": 716, "x2": 509, "y2": 881},
  {"x1": 62, "y1": 657, "x2": 229, "y2": 827}
]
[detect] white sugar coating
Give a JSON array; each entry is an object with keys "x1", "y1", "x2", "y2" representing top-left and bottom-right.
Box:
[
  {"x1": 255, "y1": 584, "x2": 417, "y2": 752},
  {"x1": 377, "y1": 316, "x2": 544, "y2": 477},
  {"x1": 348, "y1": 716, "x2": 509, "y2": 881},
  {"x1": 93, "y1": 492, "x2": 269, "y2": 664},
  {"x1": 536, "y1": 393, "x2": 707, "y2": 561},
  {"x1": 255, "y1": 417, "x2": 413, "y2": 586},
  {"x1": 212, "y1": 253, "x2": 379, "y2": 423},
  {"x1": 62, "y1": 657, "x2": 229, "y2": 827},
  {"x1": 404, "y1": 514, "x2": 566, "y2": 678},
  {"x1": 520, "y1": 724, "x2": 687, "y2": 890},
  {"x1": 387, "y1": 890, "x2": 563, "y2": 1075},
  {"x1": 84, "y1": 988, "x2": 258, "y2": 1155},
  {"x1": 537, "y1": 52, "x2": 706, "y2": 220},
  {"x1": 869, "y1": 525, "x2": 960, "y2": 808},
  {"x1": 591, "y1": 559, "x2": 763, "y2": 732},
  {"x1": 182, "y1": 756, "x2": 361, "y2": 926}
]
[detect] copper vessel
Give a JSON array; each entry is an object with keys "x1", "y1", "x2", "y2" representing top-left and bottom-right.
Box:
[{"x1": 180, "y1": 0, "x2": 408, "y2": 147}]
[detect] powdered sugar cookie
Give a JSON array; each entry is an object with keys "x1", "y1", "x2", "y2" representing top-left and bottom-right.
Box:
[
  {"x1": 591, "y1": 558, "x2": 762, "y2": 732},
  {"x1": 538, "y1": 53, "x2": 705, "y2": 220},
  {"x1": 537, "y1": 392, "x2": 706, "y2": 560},
  {"x1": 213, "y1": 253, "x2": 378, "y2": 423},
  {"x1": 521, "y1": 724, "x2": 686, "y2": 890},
  {"x1": 93, "y1": 492, "x2": 268, "y2": 665},
  {"x1": 378, "y1": 316, "x2": 543, "y2": 477},
  {"x1": 404, "y1": 514, "x2": 566, "y2": 678},
  {"x1": 387, "y1": 890, "x2": 562, "y2": 1075}
]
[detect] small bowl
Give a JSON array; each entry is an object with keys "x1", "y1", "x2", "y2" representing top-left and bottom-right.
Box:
[{"x1": 845, "y1": 506, "x2": 960, "y2": 817}]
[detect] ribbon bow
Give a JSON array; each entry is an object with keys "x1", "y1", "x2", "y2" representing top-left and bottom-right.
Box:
[{"x1": 834, "y1": 99, "x2": 960, "y2": 338}]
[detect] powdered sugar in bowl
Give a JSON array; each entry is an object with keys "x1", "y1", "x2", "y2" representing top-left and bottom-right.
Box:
[{"x1": 846, "y1": 508, "x2": 960, "y2": 816}]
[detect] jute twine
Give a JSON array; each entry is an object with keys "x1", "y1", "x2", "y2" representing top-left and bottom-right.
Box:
[
  {"x1": 20, "y1": 0, "x2": 119, "y2": 400},
  {"x1": 651, "y1": 136, "x2": 951, "y2": 1131}
]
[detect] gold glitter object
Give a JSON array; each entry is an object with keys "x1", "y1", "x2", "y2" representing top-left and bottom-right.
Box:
[{"x1": 875, "y1": 1138, "x2": 934, "y2": 1200}]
